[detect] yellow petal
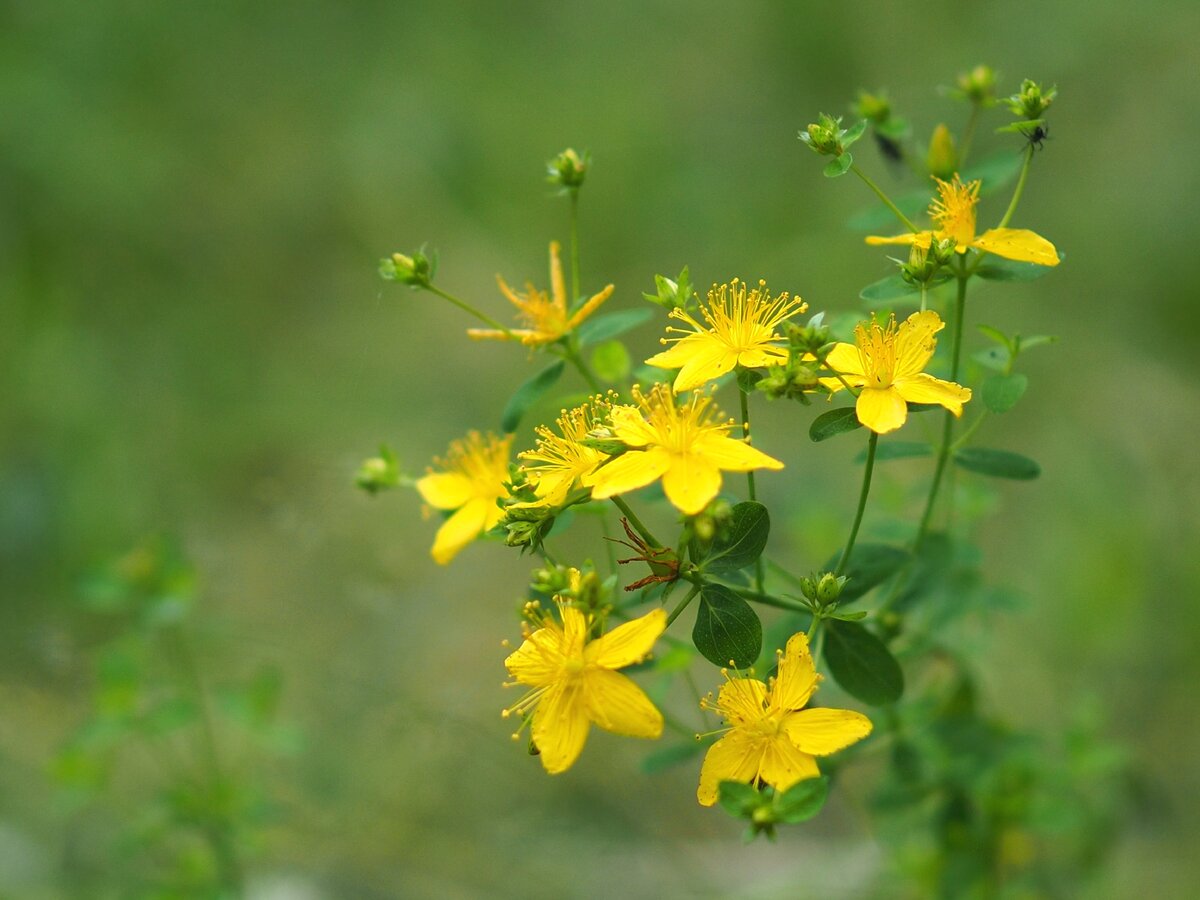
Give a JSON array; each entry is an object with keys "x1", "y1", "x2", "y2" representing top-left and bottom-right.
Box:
[
  {"x1": 607, "y1": 405, "x2": 659, "y2": 449},
  {"x1": 782, "y1": 708, "x2": 873, "y2": 756},
  {"x1": 644, "y1": 336, "x2": 705, "y2": 370},
  {"x1": 894, "y1": 373, "x2": 971, "y2": 416},
  {"x1": 735, "y1": 345, "x2": 789, "y2": 370},
  {"x1": 582, "y1": 448, "x2": 672, "y2": 499},
  {"x1": 692, "y1": 434, "x2": 785, "y2": 473},
  {"x1": 769, "y1": 632, "x2": 820, "y2": 712},
  {"x1": 892, "y1": 310, "x2": 944, "y2": 379},
  {"x1": 558, "y1": 605, "x2": 589, "y2": 658},
  {"x1": 532, "y1": 681, "x2": 591, "y2": 774},
  {"x1": 864, "y1": 231, "x2": 932, "y2": 248},
  {"x1": 716, "y1": 677, "x2": 769, "y2": 726},
  {"x1": 548, "y1": 240, "x2": 567, "y2": 308},
  {"x1": 697, "y1": 730, "x2": 762, "y2": 807},
  {"x1": 672, "y1": 338, "x2": 740, "y2": 392},
  {"x1": 429, "y1": 497, "x2": 491, "y2": 564},
  {"x1": 566, "y1": 284, "x2": 615, "y2": 331},
  {"x1": 856, "y1": 387, "x2": 908, "y2": 434},
  {"x1": 465, "y1": 328, "x2": 521, "y2": 342},
  {"x1": 757, "y1": 739, "x2": 821, "y2": 794},
  {"x1": 661, "y1": 455, "x2": 722, "y2": 515},
  {"x1": 583, "y1": 668, "x2": 663, "y2": 738},
  {"x1": 971, "y1": 228, "x2": 1060, "y2": 266},
  {"x1": 586, "y1": 608, "x2": 666, "y2": 669},
  {"x1": 415, "y1": 472, "x2": 474, "y2": 510},
  {"x1": 504, "y1": 625, "x2": 566, "y2": 686}
]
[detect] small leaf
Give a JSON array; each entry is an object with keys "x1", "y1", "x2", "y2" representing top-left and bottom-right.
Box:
[
  {"x1": 974, "y1": 254, "x2": 1063, "y2": 282},
  {"x1": 641, "y1": 741, "x2": 705, "y2": 775},
  {"x1": 976, "y1": 324, "x2": 1013, "y2": 350},
  {"x1": 591, "y1": 340, "x2": 631, "y2": 383},
  {"x1": 718, "y1": 780, "x2": 762, "y2": 816},
  {"x1": 974, "y1": 345, "x2": 1011, "y2": 372},
  {"x1": 954, "y1": 447, "x2": 1040, "y2": 480},
  {"x1": 693, "y1": 584, "x2": 762, "y2": 669},
  {"x1": 694, "y1": 501, "x2": 770, "y2": 573},
  {"x1": 981, "y1": 373, "x2": 1028, "y2": 413},
  {"x1": 500, "y1": 360, "x2": 565, "y2": 433},
  {"x1": 842, "y1": 120, "x2": 868, "y2": 147},
  {"x1": 576, "y1": 308, "x2": 653, "y2": 346},
  {"x1": 775, "y1": 776, "x2": 830, "y2": 823},
  {"x1": 823, "y1": 154, "x2": 853, "y2": 178},
  {"x1": 824, "y1": 619, "x2": 904, "y2": 706},
  {"x1": 859, "y1": 274, "x2": 918, "y2": 302},
  {"x1": 820, "y1": 543, "x2": 909, "y2": 604},
  {"x1": 855, "y1": 441, "x2": 931, "y2": 463},
  {"x1": 1016, "y1": 334, "x2": 1057, "y2": 353},
  {"x1": 809, "y1": 407, "x2": 862, "y2": 442},
  {"x1": 736, "y1": 368, "x2": 764, "y2": 392}
]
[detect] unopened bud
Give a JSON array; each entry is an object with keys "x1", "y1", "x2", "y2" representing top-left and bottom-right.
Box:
[
  {"x1": 853, "y1": 90, "x2": 891, "y2": 124},
  {"x1": 1007, "y1": 79, "x2": 1056, "y2": 120},
  {"x1": 926, "y1": 124, "x2": 958, "y2": 180},
  {"x1": 547, "y1": 147, "x2": 588, "y2": 189},
  {"x1": 380, "y1": 247, "x2": 435, "y2": 288},
  {"x1": 957, "y1": 65, "x2": 997, "y2": 105}
]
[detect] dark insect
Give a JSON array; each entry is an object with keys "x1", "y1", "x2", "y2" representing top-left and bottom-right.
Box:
[
  {"x1": 873, "y1": 131, "x2": 904, "y2": 163},
  {"x1": 1021, "y1": 123, "x2": 1049, "y2": 151}
]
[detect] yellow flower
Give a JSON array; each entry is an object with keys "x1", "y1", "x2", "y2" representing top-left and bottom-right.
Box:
[
  {"x1": 866, "y1": 174, "x2": 1060, "y2": 266},
  {"x1": 415, "y1": 431, "x2": 512, "y2": 564},
  {"x1": 697, "y1": 632, "x2": 871, "y2": 806},
  {"x1": 515, "y1": 395, "x2": 612, "y2": 508},
  {"x1": 503, "y1": 604, "x2": 666, "y2": 774},
  {"x1": 582, "y1": 384, "x2": 784, "y2": 515},
  {"x1": 824, "y1": 311, "x2": 971, "y2": 435},
  {"x1": 645, "y1": 278, "x2": 807, "y2": 391},
  {"x1": 467, "y1": 241, "x2": 614, "y2": 346}
]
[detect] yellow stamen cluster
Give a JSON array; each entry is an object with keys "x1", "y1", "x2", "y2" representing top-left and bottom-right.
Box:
[{"x1": 929, "y1": 175, "x2": 981, "y2": 247}]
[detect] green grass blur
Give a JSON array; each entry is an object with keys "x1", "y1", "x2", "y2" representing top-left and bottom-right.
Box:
[{"x1": 2, "y1": 1, "x2": 1198, "y2": 896}]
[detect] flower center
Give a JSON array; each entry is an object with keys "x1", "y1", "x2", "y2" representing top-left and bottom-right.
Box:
[{"x1": 929, "y1": 175, "x2": 980, "y2": 248}]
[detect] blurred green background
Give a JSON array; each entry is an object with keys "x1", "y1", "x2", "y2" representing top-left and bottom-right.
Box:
[{"x1": 3, "y1": 1, "x2": 1198, "y2": 896}]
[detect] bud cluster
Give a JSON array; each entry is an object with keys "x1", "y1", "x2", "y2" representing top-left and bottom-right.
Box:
[
  {"x1": 1006, "y1": 79, "x2": 1055, "y2": 121},
  {"x1": 547, "y1": 147, "x2": 589, "y2": 190},
  {"x1": 379, "y1": 248, "x2": 435, "y2": 288},
  {"x1": 899, "y1": 238, "x2": 956, "y2": 286},
  {"x1": 799, "y1": 113, "x2": 866, "y2": 158},
  {"x1": 956, "y1": 65, "x2": 998, "y2": 106}
]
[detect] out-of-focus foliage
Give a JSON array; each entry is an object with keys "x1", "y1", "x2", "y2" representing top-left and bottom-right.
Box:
[{"x1": 1, "y1": 2, "x2": 1197, "y2": 896}]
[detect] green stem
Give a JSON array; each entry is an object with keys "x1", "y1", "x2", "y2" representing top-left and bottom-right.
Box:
[
  {"x1": 426, "y1": 284, "x2": 513, "y2": 336},
  {"x1": 997, "y1": 144, "x2": 1034, "y2": 230},
  {"x1": 561, "y1": 339, "x2": 602, "y2": 392},
  {"x1": 836, "y1": 431, "x2": 879, "y2": 575},
  {"x1": 920, "y1": 280, "x2": 928, "y2": 313},
  {"x1": 682, "y1": 571, "x2": 810, "y2": 614},
  {"x1": 599, "y1": 514, "x2": 618, "y2": 576},
  {"x1": 949, "y1": 409, "x2": 988, "y2": 452},
  {"x1": 610, "y1": 496, "x2": 661, "y2": 548},
  {"x1": 666, "y1": 583, "x2": 701, "y2": 627},
  {"x1": 808, "y1": 617, "x2": 826, "y2": 667},
  {"x1": 851, "y1": 164, "x2": 921, "y2": 233},
  {"x1": 913, "y1": 264, "x2": 969, "y2": 549},
  {"x1": 568, "y1": 188, "x2": 581, "y2": 305},
  {"x1": 959, "y1": 105, "x2": 980, "y2": 168},
  {"x1": 738, "y1": 383, "x2": 766, "y2": 594}
]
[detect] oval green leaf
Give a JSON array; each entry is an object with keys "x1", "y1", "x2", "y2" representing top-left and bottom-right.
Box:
[
  {"x1": 775, "y1": 776, "x2": 830, "y2": 823},
  {"x1": 590, "y1": 339, "x2": 631, "y2": 383},
  {"x1": 809, "y1": 406, "x2": 862, "y2": 442},
  {"x1": 824, "y1": 619, "x2": 904, "y2": 706},
  {"x1": 823, "y1": 153, "x2": 853, "y2": 178},
  {"x1": 500, "y1": 360, "x2": 565, "y2": 433},
  {"x1": 576, "y1": 308, "x2": 653, "y2": 346},
  {"x1": 954, "y1": 447, "x2": 1040, "y2": 480},
  {"x1": 981, "y1": 372, "x2": 1028, "y2": 413},
  {"x1": 694, "y1": 501, "x2": 770, "y2": 573},
  {"x1": 974, "y1": 254, "x2": 1063, "y2": 282},
  {"x1": 692, "y1": 584, "x2": 762, "y2": 669}
]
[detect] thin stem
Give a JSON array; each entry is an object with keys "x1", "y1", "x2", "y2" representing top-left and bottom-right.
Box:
[
  {"x1": 610, "y1": 496, "x2": 661, "y2": 548},
  {"x1": 836, "y1": 431, "x2": 879, "y2": 576},
  {"x1": 913, "y1": 263, "x2": 969, "y2": 549},
  {"x1": 568, "y1": 188, "x2": 581, "y2": 305},
  {"x1": 959, "y1": 105, "x2": 980, "y2": 168},
  {"x1": 599, "y1": 514, "x2": 618, "y2": 576},
  {"x1": 851, "y1": 164, "x2": 921, "y2": 233},
  {"x1": 949, "y1": 409, "x2": 988, "y2": 452},
  {"x1": 997, "y1": 144, "x2": 1034, "y2": 230},
  {"x1": 738, "y1": 383, "x2": 766, "y2": 594},
  {"x1": 808, "y1": 618, "x2": 826, "y2": 667},
  {"x1": 561, "y1": 339, "x2": 602, "y2": 392},
  {"x1": 920, "y1": 280, "x2": 928, "y2": 313},
  {"x1": 666, "y1": 583, "x2": 701, "y2": 627},
  {"x1": 426, "y1": 284, "x2": 513, "y2": 336}
]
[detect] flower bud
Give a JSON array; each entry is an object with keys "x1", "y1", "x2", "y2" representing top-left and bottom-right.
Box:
[
  {"x1": 816, "y1": 572, "x2": 846, "y2": 604},
  {"x1": 956, "y1": 65, "x2": 997, "y2": 105},
  {"x1": 853, "y1": 90, "x2": 891, "y2": 124},
  {"x1": 799, "y1": 113, "x2": 843, "y2": 156},
  {"x1": 530, "y1": 564, "x2": 572, "y2": 596},
  {"x1": 547, "y1": 147, "x2": 588, "y2": 189},
  {"x1": 380, "y1": 247, "x2": 435, "y2": 288},
  {"x1": 926, "y1": 124, "x2": 957, "y2": 180},
  {"x1": 1006, "y1": 79, "x2": 1056, "y2": 120},
  {"x1": 355, "y1": 446, "x2": 400, "y2": 495}
]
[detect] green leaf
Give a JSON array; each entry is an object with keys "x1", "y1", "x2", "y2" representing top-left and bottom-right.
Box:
[
  {"x1": 590, "y1": 339, "x2": 631, "y2": 383},
  {"x1": 974, "y1": 254, "x2": 1063, "y2": 282},
  {"x1": 842, "y1": 120, "x2": 868, "y2": 147},
  {"x1": 693, "y1": 584, "x2": 762, "y2": 669},
  {"x1": 961, "y1": 149, "x2": 1025, "y2": 194},
  {"x1": 819, "y1": 543, "x2": 909, "y2": 604},
  {"x1": 736, "y1": 368, "x2": 764, "y2": 392},
  {"x1": 977, "y1": 324, "x2": 1012, "y2": 349},
  {"x1": 694, "y1": 501, "x2": 770, "y2": 573},
  {"x1": 775, "y1": 776, "x2": 830, "y2": 823},
  {"x1": 1016, "y1": 334, "x2": 1057, "y2": 353},
  {"x1": 576, "y1": 308, "x2": 653, "y2": 346},
  {"x1": 641, "y1": 741, "x2": 705, "y2": 775},
  {"x1": 859, "y1": 274, "x2": 918, "y2": 302},
  {"x1": 809, "y1": 407, "x2": 862, "y2": 442},
  {"x1": 981, "y1": 373, "x2": 1028, "y2": 413},
  {"x1": 500, "y1": 360, "x2": 564, "y2": 433},
  {"x1": 973, "y1": 345, "x2": 1011, "y2": 372},
  {"x1": 718, "y1": 780, "x2": 761, "y2": 817},
  {"x1": 855, "y1": 441, "x2": 931, "y2": 463},
  {"x1": 823, "y1": 153, "x2": 853, "y2": 178},
  {"x1": 824, "y1": 619, "x2": 904, "y2": 706},
  {"x1": 954, "y1": 447, "x2": 1040, "y2": 480}
]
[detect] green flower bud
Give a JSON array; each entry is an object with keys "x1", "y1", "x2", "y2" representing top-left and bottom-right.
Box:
[
  {"x1": 1007, "y1": 79, "x2": 1056, "y2": 120},
  {"x1": 642, "y1": 266, "x2": 695, "y2": 311},
  {"x1": 926, "y1": 124, "x2": 958, "y2": 180},
  {"x1": 853, "y1": 90, "x2": 891, "y2": 124},
  {"x1": 816, "y1": 572, "x2": 846, "y2": 604},
  {"x1": 530, "y1": 564, "x2": 572, "y2": 596},
  {"x1": 380, "y1": 247, "x2": 435, "y2": 288},
  {"x1": 354, "y1": 446, "x2": 400, "y2": 495},
  {"x1": 799, "y1": 113, "x2": 843, "y2": 156},
  {"x1": 547, "y1": 147, "x2": 589, "y2": 189},
  {"x1": 957, "y1": 65, "x2": 997, "y2": 105}
]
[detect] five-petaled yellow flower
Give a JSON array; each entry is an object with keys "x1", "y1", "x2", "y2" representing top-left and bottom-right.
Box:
[
  {"x1": 503, "y1": 604, "x2": 666, "y2": 774},
  {"x1": 582, "y1": 383, "x2": 784, "y2": 515},
  {"x1": 825, "y1": 310, "x2": 971, "y2": 435},
  {"x1": 867, "y1": 174, "x2": 1060, "y2": 266},
  {"x1": 645, "y1": 278, "x2": 808, "y2": 392},
  {"x1": 468, "y1": 241, "x2": 615, "y2": 346},
  {"x1": 514, "y1": 395, "x2": 612, "y2": 508},
  {"x1": 697, "y1": 632, "x2": 871, "y2": 806},
  {"x1": 415, "y1": 431, "x2": 512, "y2": 564}
]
